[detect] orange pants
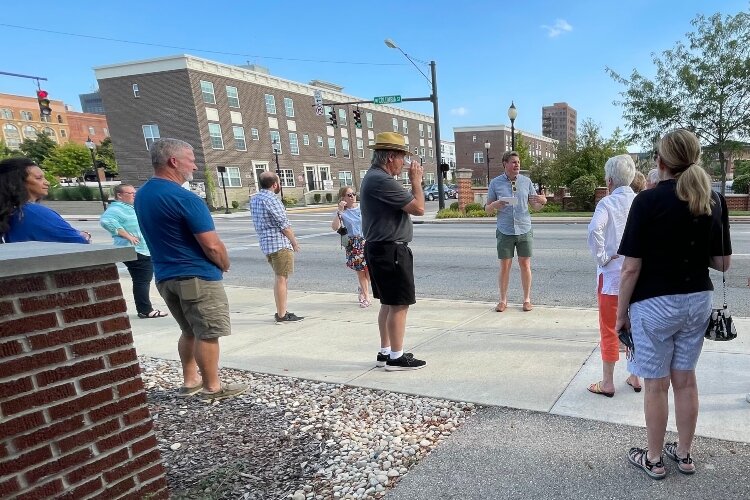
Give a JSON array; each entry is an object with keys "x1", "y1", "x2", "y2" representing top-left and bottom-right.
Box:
[{"x1": 598, "y1": 274, "x2": 620, "y2": 363}]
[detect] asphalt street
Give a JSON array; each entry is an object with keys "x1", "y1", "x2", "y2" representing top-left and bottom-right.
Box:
[{"x1": 76, "y1": 203, "x2": 750, "y2": 314}]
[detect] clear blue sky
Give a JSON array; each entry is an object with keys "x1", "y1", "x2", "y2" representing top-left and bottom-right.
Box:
[{"x1": 1, "y1": 0, "x2": 747, "y2": 150}]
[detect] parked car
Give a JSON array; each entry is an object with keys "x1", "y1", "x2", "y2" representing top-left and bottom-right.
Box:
[
  {"x1": 445, "y1": 184, "x2": 458, "y2": 199},
  {"x1": 424, "y1": 184, "x2": 449, "y2": 201}
]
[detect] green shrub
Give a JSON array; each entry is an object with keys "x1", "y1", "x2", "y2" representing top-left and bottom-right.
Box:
[
  {"x1": 570, "y1": 175, "x2": 598, "y2": 211},
  {"x1": 282, "y1": 196, "x2": 298, "y2": 207},
  {"x1": 732, "y1": 174, "x2": 749, "y2": 194},
  {"x1": 465, "y1": 209, "x2": 491, "y2": 218},
  {"x1": 449, "y1": 202, "x2": 459, "y2": 211},
  {"x1": 325, "y1": 193, "x2": 333, "y2": 203},
  {"x1": 436, "y1": 208, "x2": 462, "y2": 219},
  {"x1": 464, "y1": 202, "x2": 484, "y2": 212},
  {"x1": 313, "y1": 193, "x2": 321, "y2": 204},
  {"x1": 76, "y1": 185, "x2": 93, "y2": 201},
  {"x1": 539, "y1": 202, "x2": 562, "y2": 213},
  {"x1": 231, "y1": 200, "x2": 239, "y2": 209},
  {"x1": 56, "y1": 187, "x2": 71, "y2": 201}
]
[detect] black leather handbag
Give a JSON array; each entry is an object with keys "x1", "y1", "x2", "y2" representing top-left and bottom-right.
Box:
[
  {"x1": 336, "y1": 213, "x2": 348, "y2": 235},
  {"x1": 705, "y1": 198, "x2": 737, "y2": 341}
]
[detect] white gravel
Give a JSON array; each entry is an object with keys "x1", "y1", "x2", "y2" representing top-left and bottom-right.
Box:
[{"x1": 140, "y1": 356, "x2": 478, "y2": 499}]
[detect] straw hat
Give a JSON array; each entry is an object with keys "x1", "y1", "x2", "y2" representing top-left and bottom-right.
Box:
[{"x1": 367, "y1": 132, "x2": 411, "y2": 153}]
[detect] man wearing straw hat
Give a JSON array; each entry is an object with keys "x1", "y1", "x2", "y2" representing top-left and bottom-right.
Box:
[{"x1": 360, "y1": 132, "x2": 426, "y2": 371}]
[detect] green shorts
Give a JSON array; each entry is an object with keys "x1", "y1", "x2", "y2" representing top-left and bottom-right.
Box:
[
  {"x1": 496, "y1": 229, "x2": 533, "y2": 259},
  {"x1": 156, "y1": 278, "x2": 231, "y2": 339}
]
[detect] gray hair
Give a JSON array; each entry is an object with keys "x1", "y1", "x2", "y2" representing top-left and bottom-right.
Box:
[
  {"x1": 647, "y1": 168, "x2": 659, "y2": 186},
  {"x1": 150, "y1": 138, "x2": 193, "y2": 168},
  {"x1": 371, "y1": 149, "x2": 402, "y2": 166},
  {"x1": 604, "y1": 154, "x2": 636, "y2": 188},
  {"x1": 114, "y1": 183, "x2": 133, "y2": 197}
]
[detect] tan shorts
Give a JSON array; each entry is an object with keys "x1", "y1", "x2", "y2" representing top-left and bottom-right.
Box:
[
  {"x1": 267, "y1": 248, "x2": 294, "y2": 277},
  {"x1": 156, "y1": 278, "x2": 231, "y2": 339}
]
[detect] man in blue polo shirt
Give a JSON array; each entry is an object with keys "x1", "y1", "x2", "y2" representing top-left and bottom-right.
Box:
[
  {"x1": 135, "y1": 138, "x2": 246, "y2": 401},
  {"x1": 486, "y1": 151, "x2": 547, "y2": 313}
]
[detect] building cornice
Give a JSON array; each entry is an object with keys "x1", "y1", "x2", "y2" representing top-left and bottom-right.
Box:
[
  {"x1": 453, "y1": 125, "x2": 558, "y2": 144},
  {"x1": 94, "y1": 54, "x2": 434, "y2": 123}
]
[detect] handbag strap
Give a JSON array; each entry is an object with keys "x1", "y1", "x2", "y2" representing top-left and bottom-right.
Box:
[{"x1": 716, "y1": 192, "x2": 727, "y2": 309}]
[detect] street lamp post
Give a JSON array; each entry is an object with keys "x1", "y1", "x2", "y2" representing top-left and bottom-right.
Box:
[
  {"x1": 272, "y1": 140, "x2": 284, "y2": 198},
  {"x1": 484, "y1": 140, "x2": 491, "y2": 186},
  {"x1": 216, "y1": 166, "x2": 231, "y2": 214},
  {"x1": 385, "y1": 39, "x2": 446, "y2": 209},
  {"x1": 508, "y1": 101, "x2": 518, "y2": 151},
  {"x1": 84, "y1": 137, "x2": 107, "y2": 211}
]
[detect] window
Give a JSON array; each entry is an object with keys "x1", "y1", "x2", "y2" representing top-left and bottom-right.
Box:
[
  {"x1": 103, "y1": 128, "x2": 109, "y2": 136},
  {"x1": 429, "y1": 148, "x2": 433, "y2": 158},
  {"x1": 200, "y1": 81, "x2": 216, "y2": 104},
  {"x1": 21, "y1": 111, "x2": 32, "y2": 121},
  {"x1": 251, "y1": 128, "x2": 259, "y2": 140},
  {"x1": 142, "y1": 124, "x2": 160, "y2": 149},
  {"x1": 265, "y1": 94, "x2": 276, "y2": 114},
  {"x1": 226, "y1": 86, "x2": 240, "y2": 108},
  {"x1": 1, "y1": 108, "x2": 12, "y2": 119},
  {"x1": 208, "y1": 123, "x2": 224, "y2": 149},
  {"x1": 284, "y1": 98, "x2": 295, "y2": 117},
  {"x1": 23, "y1": 126, "x2": 37, "y2": 139},
  {"x1": 474, "y1": 151, "x2": 484, "y2": 163},
  {"x1": 392, "y1": 118, "x2": 399, "y2": 132},
  {"x1": 289, "y1": 132, "x2": 300, "y2": 155},
  {"x1": 419, "y1": 124, "x2": 425, "y2": 138},
  {"x1": 428, "y1": 125, "x2": 433, "y2": 138},
  {"x1": 60, "y1": 129, "x2": 66, "y2": 138},
  {"x1": 88, "y1": 126, "x2": 95, "y2": 135},
  {"x1": 342, "y1": 138, "x2": 350, "y2": 159},
  {"x1": 132, "y1": 84, "x2": 140, "y2": 98},
  {"x1": 303, "y1": 134, "x2": 309, "y2": 146},
  {"x1": 270, "y1": 130, "x2": 281, "y2": 153},
  {"x1": 279, "y1": 169, "x2": 295, "y2": 188},
  {"x1": 232, "y1": 126, "x2": 246, "y2": 150},
  {"x1": 420, "y1": 147, "x2": 425, "y2": 157},
  {"x1": 317, "y1": 135, "x2": 324, "y2": 147},
  {"x1": 338, "y1": 108, "x2": 347, "y2": 127},
  {"x1": 357, "y1": 138, "x2": 364, "y2": 158},
  {"x1": 472, "y1": 134, "x2": 477, "y2": 142},
  {"x1": 3, "y1": 124, "x2": 20, "y2": 148},
  {"x1": 339, "y1": 171, "x2": 353, "y2": 187},
  {"x1": 41, "y1": 115, "x2": 50, "y2": 123},
  {"x1": 57, "y1": 115, "x2": 63, "y2": 124},
  {"x1": 217, "y1": 166, "x2": 242, "y2": 187},
  {"x1": 42, "y1": 128, "x2": 56, "y2": 142},
  {"x1": 328, "y1": 137, "x2": 336, "y2": 157},
  {"x1": 366, "y1": 112, "x2": 373, "y2": 128},
  {"x1": 402, "y1": 120, "x2": 408, "y2": 135}
]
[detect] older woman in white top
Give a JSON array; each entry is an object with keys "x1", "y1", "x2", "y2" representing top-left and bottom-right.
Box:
[{"x1": 586, "y1": 154, "x2": 641, "y2": 397}]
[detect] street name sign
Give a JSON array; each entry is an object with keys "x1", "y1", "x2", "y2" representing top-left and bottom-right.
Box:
[{"x1": 373, "y1": 95, "x2": 402, "y2": 105}]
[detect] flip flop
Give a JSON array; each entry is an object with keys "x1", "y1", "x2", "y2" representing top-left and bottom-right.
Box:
[
  {"x1": 522, "y1": 301, "x2": 533, "y2": 312},
  {"x1": 587, "y1": 382, "x2": 614, "y2": 398},
  {"x1": 626, "y1": 378, "x2": 642, "y2": 393},
  {"x1": 495, "y1": 302, "x2": 507, "y2": 312},
  {"x1": 138, "y1": 309, "x2": 169, "y2": 319}
]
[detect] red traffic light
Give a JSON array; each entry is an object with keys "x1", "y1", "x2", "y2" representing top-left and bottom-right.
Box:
[{"x1": 36, "y1": 90, "x2": 49, "y2": 99}]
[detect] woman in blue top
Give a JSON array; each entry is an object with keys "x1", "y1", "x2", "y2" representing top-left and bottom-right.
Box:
[
  {"x1": 0, "y1": 157, "x2": 90, "y2": 244},
  {"x1": 331, "y1": 186, "x2": 371, "y2": 307}
]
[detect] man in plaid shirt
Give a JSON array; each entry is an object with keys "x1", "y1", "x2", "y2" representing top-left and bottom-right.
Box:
[{"x1": 251, "y1": 171, "x2": 303, "y2": 322}]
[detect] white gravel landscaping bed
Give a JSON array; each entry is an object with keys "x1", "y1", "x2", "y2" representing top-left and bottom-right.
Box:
[{"x1": 140, "y1": 357, "x2": 478, "y2": 499}]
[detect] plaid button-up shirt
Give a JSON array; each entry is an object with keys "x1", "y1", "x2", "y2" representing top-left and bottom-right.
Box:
[{"x1": 251, "y1": 189, "x2": 292, "y2": 255}]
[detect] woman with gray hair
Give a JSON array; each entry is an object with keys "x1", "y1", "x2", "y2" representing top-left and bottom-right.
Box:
[
  {"x1": 646, "y1": 168, "x2": 660, "y2": 189},
  {"x1": 617, "y1": 129, "x2": 732, "y2": 479},
  {"x1": 587, "y1": 154, "x2": 640, "y2": 398}
]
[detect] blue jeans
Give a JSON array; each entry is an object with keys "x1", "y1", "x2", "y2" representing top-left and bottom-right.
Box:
[{"x1": 124, "y1": 253, "x2": 154, "y2": 315}]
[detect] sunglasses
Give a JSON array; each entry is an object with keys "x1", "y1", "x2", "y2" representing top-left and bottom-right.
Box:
[
  {"x1": 511, "y1": 180, "x2": 517, "y2": 193},
  {"x1": 346, "y1": 193, "x2": 356, "y2": 198}
]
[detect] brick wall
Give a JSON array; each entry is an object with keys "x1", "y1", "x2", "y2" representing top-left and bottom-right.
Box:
[
  {"x1": 725, "y1": 194, "x2": 749, "y2": 211},
  {"x1": 0, "y1": 264, "x2": 167, "y2": 499}
]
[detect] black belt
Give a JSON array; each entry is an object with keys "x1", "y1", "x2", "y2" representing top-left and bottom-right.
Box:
[
  {"x1": 370, "y1": 241, "x2": 408, "y2": 246},
  {"x1": 173, "y1": 276, "x2": 196, "y2": 281}
]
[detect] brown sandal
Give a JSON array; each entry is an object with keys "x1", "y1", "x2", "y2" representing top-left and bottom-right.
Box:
[{"x1": 495, "y1": 302, "x2": 507, "y2": 312}]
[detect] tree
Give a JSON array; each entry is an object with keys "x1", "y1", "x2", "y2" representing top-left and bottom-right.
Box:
[
  {"x1": 0, "y1": 139, "x2": 17, "y2": 160},
  {"x1": 607, "y1": 9, "x2": 750, "y2": 195},
  {"x1": 513, "y1": 133, "x2": 536, "y2": 172},
  {"x1": 95, "y1": 137, "x2": 119, "y2": 176},
  {"x1": 548, "y1": 119, "x2": 629, "y2": 189},
  {"x1": 19, "y1": 133, "x2": 57, "y2": 166},
  {"x1": 45, "y1": 143, "x2": 92, "y2": 179},
  {"x1": 529, "y1": 158, "x2": 553, "y2": 193}
]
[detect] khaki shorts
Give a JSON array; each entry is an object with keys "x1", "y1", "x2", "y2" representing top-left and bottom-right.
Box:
[
  {"x1": 156, "y1": 278, "x2": 231, "y2": 339},
  {"x1": 267, "y1": 248, "x2": 294, "y2": 277},
  {"x1": 496, "y1": 229, "x2": 533, "y2": 259}
]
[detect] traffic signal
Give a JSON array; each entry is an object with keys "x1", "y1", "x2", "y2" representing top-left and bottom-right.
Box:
[
  {"x1": 353, "y1": 108, "x2": 362, "y2": 129},
  {"x1": 36, "y1": 90, "x2": 52, "y2": 117},
  {"x1": 441, "y1": 162, "x2": 450, "y2": 179},
  {"x1": 328, "y1": 108, "x2": 338, "y2": 127}
]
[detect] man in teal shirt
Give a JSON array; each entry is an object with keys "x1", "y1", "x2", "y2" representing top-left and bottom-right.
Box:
[{"x1": 100, "y1": 184, "x2": 168, "y2": 319}]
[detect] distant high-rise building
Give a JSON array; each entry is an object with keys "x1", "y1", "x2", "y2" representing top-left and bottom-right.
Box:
[
  {"x1": 542, "y1": 102, "x2": 576, "y2": 147},
  {"x1": 79, "y1": 91, "x2": 105, "y2": 115}
]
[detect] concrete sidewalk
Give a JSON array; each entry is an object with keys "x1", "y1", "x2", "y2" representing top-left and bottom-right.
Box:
[{"x1": 123, "y1": 281, "x2": 750, "y2": 445}]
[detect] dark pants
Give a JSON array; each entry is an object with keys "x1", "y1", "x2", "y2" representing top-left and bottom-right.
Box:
[{"x1": 124, "y1": 253, "x2": 154, "y2": 315}]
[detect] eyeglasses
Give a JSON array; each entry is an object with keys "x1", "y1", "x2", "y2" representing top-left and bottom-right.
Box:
[
  {"x1": 121, "y1": 191, "x2": 136, "y2": 195},
  {"x1": 346, "y1": 193, "x2": 356, "y2": 198}
]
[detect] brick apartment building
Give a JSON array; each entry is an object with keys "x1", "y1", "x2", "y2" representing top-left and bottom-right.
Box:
[
  {"x1": 542, "y1": 102, "x2": 576, "y2": 147},
  {"x1": 93, "y1": 54, "x2": 436, "y2": 207},
  {"x1": 453, "y1": 125, "x2": 557, "y2": 183},
  {"x1": 1, "y1": 93, "x2": 109, "y2": 150}
]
